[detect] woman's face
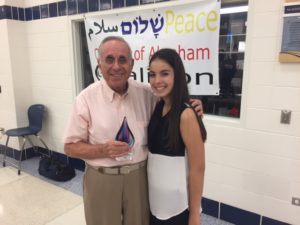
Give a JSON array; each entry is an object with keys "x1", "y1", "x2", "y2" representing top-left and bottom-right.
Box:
[{"x1": 149, "y1": 59, "x2": 174, "y2": 100}]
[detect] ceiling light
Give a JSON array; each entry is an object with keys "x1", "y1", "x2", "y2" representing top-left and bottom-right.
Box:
[{"x1": 221, "y1": 6, "x2": 248, "y2": 14}]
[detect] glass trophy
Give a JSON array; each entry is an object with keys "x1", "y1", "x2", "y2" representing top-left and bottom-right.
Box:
[{"x1": 115, "y1": 117, "x2": 135, "y2": 161}]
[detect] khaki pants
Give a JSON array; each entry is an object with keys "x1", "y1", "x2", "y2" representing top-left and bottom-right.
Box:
[{"x1": 83, "y1": 164, "x2": 149, "y2": 225}]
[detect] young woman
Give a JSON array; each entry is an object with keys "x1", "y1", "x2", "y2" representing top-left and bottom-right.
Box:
[{"x1": 147, "y1": 48, "x2": 207, "y2": 225}]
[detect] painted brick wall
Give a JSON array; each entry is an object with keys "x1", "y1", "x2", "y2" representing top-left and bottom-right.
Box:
[{"x1": 204, "y1": 0, "x2": 300, "y2": 224}]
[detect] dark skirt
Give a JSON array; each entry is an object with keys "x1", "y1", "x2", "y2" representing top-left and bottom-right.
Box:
[{"x1": 150, "y1": 209, "x2": 189, "y2": 225}]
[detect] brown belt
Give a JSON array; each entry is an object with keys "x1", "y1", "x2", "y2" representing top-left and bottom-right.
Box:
[{"x1": 89, "y1": 161, "x2": 146, "y2": 175}]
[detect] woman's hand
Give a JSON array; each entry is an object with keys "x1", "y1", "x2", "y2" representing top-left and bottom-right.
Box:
[{"x1": 189, "y1": 212, "x2": 201, "y2": 225}]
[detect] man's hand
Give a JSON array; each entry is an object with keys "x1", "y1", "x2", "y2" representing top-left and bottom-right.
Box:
[
  {"x1": 190, "y1": 99, "x2": 204, "y2": 117},
  {"x1": 64, "y1": 141, "x2": 131, "y2": 160},
  {"x1": 102, "y1": 140, "x2": 131, "y2": 158}
]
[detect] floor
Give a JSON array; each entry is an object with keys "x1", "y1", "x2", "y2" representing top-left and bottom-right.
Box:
[{"x1": 0, "y1": 156, "x2": 234, "y2": 225}]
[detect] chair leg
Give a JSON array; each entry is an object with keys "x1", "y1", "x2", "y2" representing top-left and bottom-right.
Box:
[
  {"x1": 36, "y1": 135, "x2": 51, "y2": 157},
  {"x1": 27, "y1": 135, "x2": 36, "y2": 151},
  {"x1": 18, "y1": 137, "x2": 26, "y2": 175},
  {"x1": 24, "y1": 136, "x2": 36, "y2": 159},
  {"x1": 3, "y1": 136, "x2": 10, "y2": 167}
]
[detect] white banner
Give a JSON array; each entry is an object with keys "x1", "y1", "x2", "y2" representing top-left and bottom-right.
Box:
[{"x1": 85, "y1": 0, "x2": 220, "y2": 95}]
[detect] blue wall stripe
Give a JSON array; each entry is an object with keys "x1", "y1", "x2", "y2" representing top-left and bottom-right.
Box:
[
  {"x1": 112, "y1": 0, "x2": 124, "y2": 8},
  {"x1": 262, "y1": 217, "x2": 291, "y2": 225},
  {"x1": 49, "y1": 2, "x2": 58, "y2": 18},
  {"x1": 0, "y1": 0, "x2": 170, "y2": 20},
  {"x1": 41, "y1": 4, "x2": 49, "y2": 19},
  {"x1": 67, "y1": 0, "x2": 77, "y2": 15},
  {"x1": 58, "y1": 1, "x2": 67, "y2": 17},
  {"x1": 25, "y1": 7, "x2": 32, "y2": 21},
  {"x1": 220, "y1": 203, "x2": 261, "y2": 225},
  {"x1": 32, "y1": 6, "x2": 41, "y2": 20},
  {"x1": 18, "y1": 7, "x2": 25, "y2": 21},
  {"x1": 100, "y1": 0, "x2": 112, "y2": 10},
  {"x1": 202, "y1": 197, "x2": 219, "y2": 218},
  {"x1": 0, "y1": 6, "x2": 12, "y2": 20},
  {"x1": 12, "y1": 6, "x2": 18, "y2": 20},
  {"x1": 88, "y1": 0, "x2": 99, "y2": 12},
  {"x1": 78, "y1": 0, "x2": 88, "y2": 14}
]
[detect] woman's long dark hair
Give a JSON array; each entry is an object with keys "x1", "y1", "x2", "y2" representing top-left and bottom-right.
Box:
[{"x1": 149, "y1": 48, "x2": 207, "y2": 151}]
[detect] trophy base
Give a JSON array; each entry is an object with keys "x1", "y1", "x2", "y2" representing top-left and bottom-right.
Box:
[{"x1": 115, "y1": 153, "x2": 133, "y2": 161}]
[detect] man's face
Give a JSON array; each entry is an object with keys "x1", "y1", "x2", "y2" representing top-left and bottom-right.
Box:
[{"x1": 98, "y1": 40, "x2": 134, "y2": 94}]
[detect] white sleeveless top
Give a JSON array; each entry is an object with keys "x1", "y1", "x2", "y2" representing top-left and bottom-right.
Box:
[{"x1": 147, "y1": 152, "x2": 189, "y2": 219}]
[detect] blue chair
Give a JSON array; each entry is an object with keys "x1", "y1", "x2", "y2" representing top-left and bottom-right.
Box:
[{"x1": 2, "y1": 104, "x2": 50, "y2": 175}]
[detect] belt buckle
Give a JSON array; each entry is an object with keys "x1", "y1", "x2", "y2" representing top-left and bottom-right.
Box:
[{"x1": 120, "y1": 166, "x2": 130, "y2": 174}]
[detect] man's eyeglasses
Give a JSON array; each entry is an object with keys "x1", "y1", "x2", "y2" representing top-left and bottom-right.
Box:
[{"x1": 104, "y1": 55, "x2": 130, "y2": 65}]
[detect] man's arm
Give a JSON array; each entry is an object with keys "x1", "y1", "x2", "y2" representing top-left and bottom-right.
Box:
[
  {"x1": 64, "y1": 141, "x2": 130, "y2": 160},
  {"x1": 63, "y1": 94, "x2": 129, "y2": 160}
]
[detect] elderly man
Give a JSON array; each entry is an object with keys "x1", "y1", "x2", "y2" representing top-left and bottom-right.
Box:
[{"x1": 64, "y1": 36, "x2": 203, "y2": 225}]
